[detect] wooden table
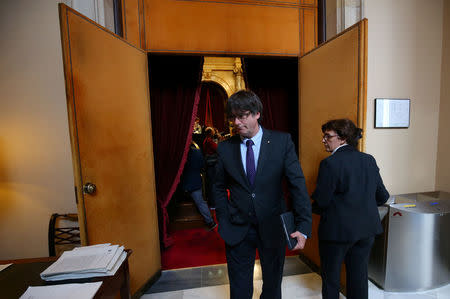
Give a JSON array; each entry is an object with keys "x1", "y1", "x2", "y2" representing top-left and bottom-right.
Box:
[{"x1": 0, "y1": 250, "x2": 131, "y2": 299}]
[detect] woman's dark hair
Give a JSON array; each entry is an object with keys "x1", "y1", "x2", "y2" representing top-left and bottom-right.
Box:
[
  {"x1": 226, "y1": 90, "x2": 263, "y2": 123},
  {"x1": 321, "y1": 119, "x2": 363, "y2": 148}
]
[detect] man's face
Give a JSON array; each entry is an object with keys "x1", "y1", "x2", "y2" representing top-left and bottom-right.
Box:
[{"x1": 231, "y1": 110, "x2": 260, "y2": 138}]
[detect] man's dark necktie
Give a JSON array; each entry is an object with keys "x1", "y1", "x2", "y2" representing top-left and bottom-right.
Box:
[{"x1": 246, "y1": 139, "x2": 256, "y2": 186}]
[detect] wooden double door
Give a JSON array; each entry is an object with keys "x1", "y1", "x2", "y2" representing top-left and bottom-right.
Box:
[{"x1": 59, "y1": 4, "x2": 367, "y2": 294}]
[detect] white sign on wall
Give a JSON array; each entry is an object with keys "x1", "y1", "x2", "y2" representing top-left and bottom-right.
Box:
[{"x1": 375, "y1": 98, "x2": 410, "y2": 128}]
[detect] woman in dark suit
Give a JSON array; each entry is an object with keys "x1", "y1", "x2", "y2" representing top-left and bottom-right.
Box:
[{"x1": 312, "y1": 119, "x2": 389, "y2": 299}]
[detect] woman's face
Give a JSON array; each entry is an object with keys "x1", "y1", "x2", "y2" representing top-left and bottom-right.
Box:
[{"x1": 322, "y1": 130, "x2": 345, "y2": 152}]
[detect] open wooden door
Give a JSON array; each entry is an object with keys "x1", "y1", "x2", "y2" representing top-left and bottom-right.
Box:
[
  {"x1": 299, "y1": 20, "x2": 368, "y2": 268},
  {"x1": 59, "y1": 4, "x2": 160, "y2": 294}
]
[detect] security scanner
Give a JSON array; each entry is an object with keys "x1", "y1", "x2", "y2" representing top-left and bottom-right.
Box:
[{"x1": 368, "y1": 191, "x2": 450, "y2": 292}]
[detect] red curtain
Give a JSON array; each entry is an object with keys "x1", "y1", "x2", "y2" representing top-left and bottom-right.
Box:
[
  {"x1": 197, "y1": 81, "x2": 228, "y2": 133},
  {"x1": 149, "y1": 55, "x2": 203, "y2": 248},
  {"x1": 204, "y1": 90, "x2": 213, "y2": 127}
]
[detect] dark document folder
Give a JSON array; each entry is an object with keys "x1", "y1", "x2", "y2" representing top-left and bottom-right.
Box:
[{"x1": 280, "y1": 211, "x2": 298, "y2": 250}]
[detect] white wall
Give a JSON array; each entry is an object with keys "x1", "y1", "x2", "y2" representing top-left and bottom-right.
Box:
[
  {"x1": 436, "y1": 0, "x2": 450, "y2": 192},
  {"x1": 0, "y1": 0, "x2": 76, "y2": 259},
  {"x1": 364, "y1": 0, "x2": 444, "y2": 195}
]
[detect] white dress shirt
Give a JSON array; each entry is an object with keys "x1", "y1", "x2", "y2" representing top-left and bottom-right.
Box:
[{"x1": 240, "y1": 126, "x2": 263, "y2": 174}]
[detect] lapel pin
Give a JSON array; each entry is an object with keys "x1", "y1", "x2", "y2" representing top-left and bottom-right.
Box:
[{"x1": 267, "y1": 141, "x2": 270, "y2": 143}]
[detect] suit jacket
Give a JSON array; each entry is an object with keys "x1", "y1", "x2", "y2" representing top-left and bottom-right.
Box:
[
  {"x1": 213, "y1": 128, "x2": 312, "y2": 248},
  {"x1": 312, "y1": 145, "x2": 389, "y2": 242},
  {"x1": 181, "y1": 146, "x2": 204, "y2": 192}
]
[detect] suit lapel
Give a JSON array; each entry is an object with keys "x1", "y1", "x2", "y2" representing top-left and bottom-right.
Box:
[
  {"x1": 254, "y1": 129, "x2": 271, "y2": 187},
  {"x1": 232, "y1": 136, "x2": 249, "y2": 190}
]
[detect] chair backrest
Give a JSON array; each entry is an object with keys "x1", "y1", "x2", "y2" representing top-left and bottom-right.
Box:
[{"x1": 48, "y1": 213, "x2": 81, "y2": 256}]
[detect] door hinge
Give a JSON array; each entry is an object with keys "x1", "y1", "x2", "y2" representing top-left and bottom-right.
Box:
[{"x1": 74, "y1": 186, "x2": 78, "y2": 204}]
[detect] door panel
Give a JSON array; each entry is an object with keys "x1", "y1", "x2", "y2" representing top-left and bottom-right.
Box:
[
  {"x1": 299, "y1": 20, "x2": 367, "y2": 267},
  {"x1": 144, "y1": 0, "x2": 317, "y2": 55},
  {"x1": 59, "y1": 4, "x2": 160, "y2": 294}
]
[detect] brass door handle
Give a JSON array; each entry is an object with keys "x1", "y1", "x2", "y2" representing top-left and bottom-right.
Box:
[{"x1": 83, "y1": 182, "x2": 96, "y2": 195}]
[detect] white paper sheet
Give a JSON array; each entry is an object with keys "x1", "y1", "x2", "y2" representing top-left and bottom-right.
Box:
[
  {"x1": 19, "y1": 282, "x2": 102, "y2": 299},
  {"x1": 0, "y1": 263, "x2": 12, "y2": 272}
]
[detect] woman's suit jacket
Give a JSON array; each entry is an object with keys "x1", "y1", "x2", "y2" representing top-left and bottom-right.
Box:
[{"x1": 312, "y1": 145, "x2": 389, "y2": 242}]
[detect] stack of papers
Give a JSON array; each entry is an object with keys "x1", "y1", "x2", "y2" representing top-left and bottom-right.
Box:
[
  {"x1": 20, "y1": 282, "x2": 102, "y2": 299},
  {"x1": 40, "y1": 244, "x2": 126, "y2": 281}
]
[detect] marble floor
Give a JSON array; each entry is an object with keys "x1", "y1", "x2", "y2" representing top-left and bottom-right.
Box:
[{"x1": 141, "y1": 256, "x2": 450, "y2": 299}]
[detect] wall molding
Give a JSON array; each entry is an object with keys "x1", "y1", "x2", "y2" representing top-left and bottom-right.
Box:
[{"x1": 175, "y1": 0, "x2": 316, "y2": 9}]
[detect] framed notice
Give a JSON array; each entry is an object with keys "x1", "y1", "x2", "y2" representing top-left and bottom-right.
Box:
[{"x1": 374, "y1": 98, "x2": 410, "y2": 128}]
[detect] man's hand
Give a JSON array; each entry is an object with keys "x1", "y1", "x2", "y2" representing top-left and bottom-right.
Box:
[{"x1": 290, "y1": 231, "x2": 307, "y2": 250}]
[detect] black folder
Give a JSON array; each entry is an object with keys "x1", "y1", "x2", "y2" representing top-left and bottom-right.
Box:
[{"x1": 280, "y1": 211, "x2": 298, "y2": 250}]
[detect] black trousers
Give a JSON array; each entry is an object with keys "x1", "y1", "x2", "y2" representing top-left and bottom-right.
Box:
[
  {"x1": 225, "y1": 225, "x2": 285, "y2": 299},
  {"x1": 319, "y1": 236, "x2": 375, "y2": 299}
]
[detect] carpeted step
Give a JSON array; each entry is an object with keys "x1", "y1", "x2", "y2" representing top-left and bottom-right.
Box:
[
  {"x1": 175, "y1": 201, "x2": 203, "y2": 217},
  {"x1": 169, "y1": 200, "x2": 206, "y2": 231}
]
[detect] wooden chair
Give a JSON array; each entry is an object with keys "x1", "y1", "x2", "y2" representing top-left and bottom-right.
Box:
[{"x1": 48, "y1": 213, "x2": 81, "y2": 256}]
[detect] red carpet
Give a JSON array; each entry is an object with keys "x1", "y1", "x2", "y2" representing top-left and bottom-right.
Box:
[
  {"x1": 161, "y1": 227, "x2": 226, "y2": 269},
  {"x1": 161, "y1": 226, "x2": 299, "y2": 270}
]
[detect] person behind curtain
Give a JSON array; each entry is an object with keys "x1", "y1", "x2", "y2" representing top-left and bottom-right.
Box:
[
  {"x1": 193, "y1": 116, "x2": 203, "y2": 134},
  {"x1": 192, "y1": 117, "x2": 205, "y2": 149},
  {"x1": 213, "y1": 90, "x2": 312, "y2": 299},
  {"x1": 181, "y1": 141, "x2": 217, "y2": 231},
  {"x1": 312, "y1": 119, "x2": 389, "y2": 299}
]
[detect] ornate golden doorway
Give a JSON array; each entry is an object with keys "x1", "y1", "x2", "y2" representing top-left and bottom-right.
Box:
[
  {"x1": 201, "y1": 57, "x2": 246, "y2": 97},
  {"x1": 200, "y1": 57, "x2": 245, "y2": 135},
  {"x1": 198, "y1": 81, "x2": 228, "y2": 134}
]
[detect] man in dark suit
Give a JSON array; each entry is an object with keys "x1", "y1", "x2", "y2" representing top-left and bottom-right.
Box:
[
  {"x1": 181, "y1": 141, "x2": 217, "y2": 230},
  {"x1": 312, "y1": 119, "x2": 389, "y2": 299},
  {"x1": 213, "y1": 90, "x2": 312, "y2": 299}
]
